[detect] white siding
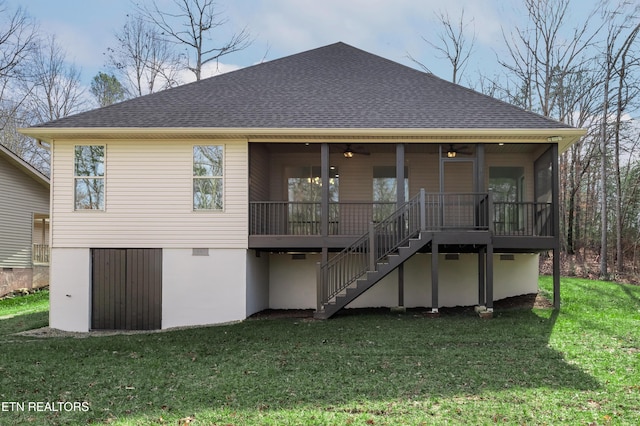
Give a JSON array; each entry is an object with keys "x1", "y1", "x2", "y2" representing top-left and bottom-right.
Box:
[{"x1": 51, "y1": 140, "x2": 248, "y2": 248}]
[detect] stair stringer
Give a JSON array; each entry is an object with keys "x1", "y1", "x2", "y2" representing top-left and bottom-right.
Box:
[{"x1": 314, "y1": 231, "x2": 432, "y2": 319}]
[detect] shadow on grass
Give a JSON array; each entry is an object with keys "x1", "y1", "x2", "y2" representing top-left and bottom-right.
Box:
[
  {"x1": 0, "y1": 307, "x2": 601, "y2": 424},
  {"x1": 0, "y1": 310, "x2": 48, "y2": 338}
]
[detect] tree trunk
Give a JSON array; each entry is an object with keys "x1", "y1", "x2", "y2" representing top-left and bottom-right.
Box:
[{"x1": 599, "y1": 74, "x2": 609, "y2": 280}]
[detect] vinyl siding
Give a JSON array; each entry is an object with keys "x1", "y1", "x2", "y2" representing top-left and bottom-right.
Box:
[
  {"x1": 51, "y1": 139, "x2": 248, "y2": 248},
  {"x1": 249, "y1": 144, "x2": 270, "y2": 201},
  {"x1": 0, "y1": 155, "x2": 50, "y2": 267}
]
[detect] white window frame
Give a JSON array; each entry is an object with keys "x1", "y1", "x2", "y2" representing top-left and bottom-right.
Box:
[
  {"x1": 74, "y1": 144, "x2": 106, "y2": 211},
  {"x1": 193, "y1": 144, "x2": 224, "y2": 211}
]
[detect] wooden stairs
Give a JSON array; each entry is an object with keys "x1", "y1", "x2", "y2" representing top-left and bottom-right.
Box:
[{"x1": 314, "y1": 231, "x2": 431, "y2": 319}]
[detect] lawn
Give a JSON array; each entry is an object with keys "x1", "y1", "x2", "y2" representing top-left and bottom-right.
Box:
[{"x1": 0, "y1": 278, "x2": 639, "y2": 425}]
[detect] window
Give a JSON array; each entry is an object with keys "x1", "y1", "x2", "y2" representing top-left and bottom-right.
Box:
[
  {"x1": 489, "y1": 167, "x2": 525, "y2": 233},
  {"x1": 193, "y1": 145, "x2": 224, "y2": 210},
  {"x1": 373, "y1": 166, "x2": 408, "y2": 221},
  {"x1": 489, "y1": 167, "x2": 524, "y2": 203},
  {"x1": 74, "y1": 145, "x2": 105, "y2": 210},
  {"x1": 285, "y1": 166, "x2": 339, "y2": 235},
  {"x1": 286, "y1": 166, "x2": 339, "y2": 203}
]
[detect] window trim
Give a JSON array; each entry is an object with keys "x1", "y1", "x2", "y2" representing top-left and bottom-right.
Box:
[
  {"x1": 73, "y1": 144, "x2": 106, "y2": 212},
  {"x1": 192, "y1": 144, "x2": 225, "y2": 211}
]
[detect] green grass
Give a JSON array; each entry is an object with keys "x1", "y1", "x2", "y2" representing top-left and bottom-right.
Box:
[
  {"x1": 1, "y1": 279, "x2": 639, "y2": 425},
  {"x1": 0, "y1": 289, "x2": 49, "y2": 318}
]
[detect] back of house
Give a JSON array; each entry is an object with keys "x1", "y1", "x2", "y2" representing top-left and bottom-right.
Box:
[{"x1": 20, "y1": 42, "x2": 584, "y2": 332}]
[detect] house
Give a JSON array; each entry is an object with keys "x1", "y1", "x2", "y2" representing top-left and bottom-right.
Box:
[
  {"x1": 0, "y1": 144, "x2": 50, "y2": 296},
  {"x1": 20, "y1": 42, "x2": 585, "y2": 332}
]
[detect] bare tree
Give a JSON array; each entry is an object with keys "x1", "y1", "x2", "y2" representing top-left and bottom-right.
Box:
[
  {"x1": 138, "y1": 0, "x2": 251, "y2": 81},
  {"x1": 598, "y1": 3, "x2": 640, "y2": 277},
  {"x1": 108, "y1": 14, "x2": 181, "y2": 97},
  {"x1": 497, "y1": 0, "x2": 603, "y2": 119},
  {"x1": 22, "y1": 35, "x2": 85, "y2": 124},
  {"x1": 0, "y1": 0, "x2": 37, "y2": 130},
  {"x1": 408, "y1": 8, "x2": 476, "y2": 84}
]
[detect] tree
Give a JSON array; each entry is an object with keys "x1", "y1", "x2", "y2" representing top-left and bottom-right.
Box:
[
  {"x1": 23, "y1": 35, "x2": 85, "y2": 123},
  {"x1": 90, "y1": 72, "x2": 126, "y2": 107},
  {"x1": 107, "y1": 14, "x2": 181, "y2": 97},
  {"x1": 408, "y1": 8, "x2": 476, "y2": 84},
  {"x1": 497, "y1": 0, "x2": 602, "y2": 119},
  {"x1": 138, "y1": 0, "x2": 251, "y2": 81},
  {"x1": 597, "y1": 3, "x2": 640, "y2": 276},
  {"x1": 0, "y1": 0, "x2": 37, "y2": 131}
]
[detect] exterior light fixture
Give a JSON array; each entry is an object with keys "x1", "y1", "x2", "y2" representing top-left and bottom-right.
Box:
[
  {"x1": 343, "y1": 148, "x2": 354, "y2": 158},
  {"x1": 447, "y1": 149, "x2": 456, "y2": 158}
]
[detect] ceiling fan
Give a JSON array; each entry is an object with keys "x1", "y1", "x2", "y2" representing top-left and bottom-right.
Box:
[
  {"x1": 446, "y1": 144, "x2": 472, "y2": 158},
  {"x1": 340, "y1": 143, "x2": 370, "y2": 158}
]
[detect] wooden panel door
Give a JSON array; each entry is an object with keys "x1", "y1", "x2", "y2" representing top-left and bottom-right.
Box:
[{"x1": 92, "y1": 248, "x2": 162, "y2": 330}]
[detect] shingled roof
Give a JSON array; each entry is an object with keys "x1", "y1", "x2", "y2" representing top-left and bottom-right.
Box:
[{"x1": 32, "y1": 42, "x2": 572, "y2": 131}]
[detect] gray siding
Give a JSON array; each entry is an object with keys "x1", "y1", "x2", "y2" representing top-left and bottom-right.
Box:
[{"x1": 0, "y1": 155, "x2": 50, "y2": 268}]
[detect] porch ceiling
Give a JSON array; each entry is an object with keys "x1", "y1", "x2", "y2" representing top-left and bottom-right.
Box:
[{"x1": 263, "y1": 142, "x2": 546, "y2": 155}]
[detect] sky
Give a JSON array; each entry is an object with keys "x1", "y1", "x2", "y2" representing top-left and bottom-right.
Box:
[{"x1": 5, "y1": 0, "x2": 602, "y2": 91}]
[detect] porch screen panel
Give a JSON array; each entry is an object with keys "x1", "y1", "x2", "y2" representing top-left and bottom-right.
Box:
[
  {"x1": 490, "y1": 167, "x2": 525, "y2": 234},
  {"x1": 442, "y1": 161, "x2": 474, "y2": 228},
  {"x1": 534, "y1": 148, "x2": 553, "y2": 235},
  {"x1": 373, "y1": 166, "x2": 408, "y2": 222},
  {"x1": 286, "y1": 166, "x2": 339, "y2": 235}
]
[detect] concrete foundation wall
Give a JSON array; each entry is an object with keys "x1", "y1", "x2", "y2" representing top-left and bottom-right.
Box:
[
  {"x1": 0, "y1": 268, "x2": 32, "y2": 297},
  {"x1": 49, "y1": 248, "x2": 91, "y2": 332},
  {"x1": 163, "y1": 248, "x2": 248, "y2": 329},
  {"x1": 246, "y1": 250, "x2": 270, "y2": 317},
  {"x1": 0, "y1": 266, "x2": 49, "y2": 297},
  {"x1": 268, "y1": 253, "x2": 540, "y2": 309}
]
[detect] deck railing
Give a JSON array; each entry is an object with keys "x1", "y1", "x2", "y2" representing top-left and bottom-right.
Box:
[
  {"x1": 249, "y1": 197, "x2": 554, "y2": 238},
  {"x1": 249, "y1": 201, "x2": 397, "y2": 236},
  {"x1": 492, "y1": 202, "x2": 553, "y2": 236},
  {"x1": 32, "y1": 243, "x2": 50, "y2": 265},
  {"x1": 424, "y1": 193, "x2": 490, "y2": 230},
  {"x1": 250, "y1": 194, "x2": 493, "y2": 236}
]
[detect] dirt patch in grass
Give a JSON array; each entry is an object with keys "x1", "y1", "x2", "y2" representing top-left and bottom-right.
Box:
[
  {"x1": 248, "y1": 292, "x2": 553, "y2": 320},
  {"x1": 15, "y1": 293, "x2": 552, "y2": 338}
]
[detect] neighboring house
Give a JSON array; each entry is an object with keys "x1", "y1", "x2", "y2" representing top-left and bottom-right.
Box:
[
  {"x1": 0, "y1": 144, "x2": 50, "y2": 296},
  {"x1": 21, "y1": 42, "x2": 585, "y2": 332}
]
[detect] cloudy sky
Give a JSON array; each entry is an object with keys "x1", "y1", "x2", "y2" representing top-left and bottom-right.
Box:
[{"x1": 5, "y1": 0, "x2": 600, "y2": 88}]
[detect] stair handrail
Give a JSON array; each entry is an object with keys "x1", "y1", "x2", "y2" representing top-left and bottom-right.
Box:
[{"x1": 317, "y1": 189, "x2": 426, "y2": 309}]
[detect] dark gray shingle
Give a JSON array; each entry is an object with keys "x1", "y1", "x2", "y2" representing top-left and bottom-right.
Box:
[{"x1": 34, "y1": 42, "x2": 571, "y2": 130}]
